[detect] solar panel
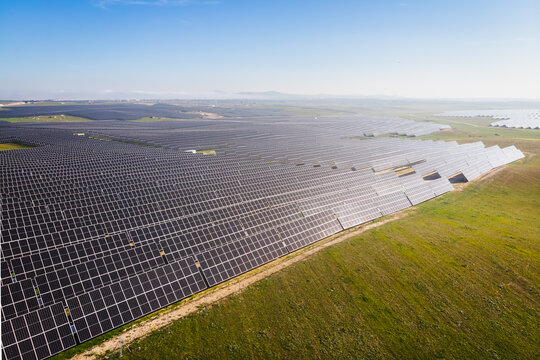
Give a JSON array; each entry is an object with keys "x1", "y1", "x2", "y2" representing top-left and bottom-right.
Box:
[
  {"x1": 437, "y1": 109, "x2": 540, "y2": 129},
  {"x1": 1, "y1": 303, "x2": 76, "y2": 360},
  {"x1": 1, "y1": 279, "x2": 40, "y2": 321},
  {"x1": 0, "y1": 111, "x2": 525, "y2": 359},
  {"x1": 67, "y1": 257, "x2": 205, "y2": 342}
]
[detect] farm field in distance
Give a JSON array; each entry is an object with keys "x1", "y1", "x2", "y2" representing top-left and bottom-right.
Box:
[
  {"x1": 0, "y1": 114, "x2": 91, "y2": 123},
  {"x1": 0, "y1": 142, "x2": 36, "y2": 151},
  {"x1": 50, "y1": 110, "x2": 539, "y2": 360}
]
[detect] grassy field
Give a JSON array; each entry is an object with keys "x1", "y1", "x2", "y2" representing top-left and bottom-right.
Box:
[
  {"x1": 0, "y1": 115, "x2": 91, "y2": 122},
  {"x1": 0, "y1": 142, "x2": 35, "y2": 151},
  {"x1": 52, "y1": 114, "x2": 539, "y2": 360}
]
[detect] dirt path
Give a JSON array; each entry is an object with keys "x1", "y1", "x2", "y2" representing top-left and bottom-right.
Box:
[
  {"x1": 72, "y1": 164, "x2": 509, "y2": 359},
  {"x1": 72, "y1": 210, "x2": 413, "y2": 359}
]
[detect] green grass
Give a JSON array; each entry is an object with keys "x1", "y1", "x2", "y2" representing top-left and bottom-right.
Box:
[
  {"x1": 0, "y1": 142, "x2": 36, "y2": 151},
  {"x1": 0, "y1": 115, "x2": 91, "y2": 122},
  {"x1": 196, "y1": 148, "x2": 218, "y2": 155}
]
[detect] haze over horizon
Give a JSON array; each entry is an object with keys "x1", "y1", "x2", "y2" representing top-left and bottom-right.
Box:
[{"x1": 1, "y1": 0, "x2": 539, "y2": 100}]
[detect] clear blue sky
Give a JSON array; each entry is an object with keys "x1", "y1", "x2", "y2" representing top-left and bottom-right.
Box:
[{"x1": 1, "y1": 0, "x2": 539, "y2": 100}]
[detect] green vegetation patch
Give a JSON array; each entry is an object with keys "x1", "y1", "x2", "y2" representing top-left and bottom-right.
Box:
[
  {"x1": 0, "y1": 142, "x2": 36, "y2": 151},
  {"x1": 0, "y1": 115, "x2": 91, "y2": 123},
  {"x1": 196, "y1": 148, "x2": 217, "y2": 155}
]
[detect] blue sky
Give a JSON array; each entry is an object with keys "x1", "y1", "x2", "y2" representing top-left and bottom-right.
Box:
[{"x1": 1, "y1": 0, "x2": 539, "y2": 99}]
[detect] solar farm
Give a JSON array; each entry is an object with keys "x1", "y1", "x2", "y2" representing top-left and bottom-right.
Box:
[
  {"x1": 437, "y1": 109, "x2": 540, "y2": 129},
  {"x1": 0, "y1": 108, "x2": 531, "y2": 360}
]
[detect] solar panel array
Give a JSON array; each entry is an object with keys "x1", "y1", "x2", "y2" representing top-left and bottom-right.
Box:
[
  {"x1": 437, "y1": 109, "x2": 540, "y2": 129},
  {"x1": 1, "y1": 114, "x2": 524, "y2": 359},
  {"x1": 0, "y1": 103, "x2": 288, "y2": 121}
]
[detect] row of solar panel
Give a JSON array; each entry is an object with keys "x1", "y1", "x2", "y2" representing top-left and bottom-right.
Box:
[
  {"x1": 2, "y1": 182, "x2": 442, "y2": 327},
  {"x1": 3, "y1": 170, "x2": 426, "y2": 285},
  {"x1": 437, "y1": 109, "x2": 539, "y2": 129},
  {"x1": 1, "y1": 176, "x2": 442, "y2": 310}
]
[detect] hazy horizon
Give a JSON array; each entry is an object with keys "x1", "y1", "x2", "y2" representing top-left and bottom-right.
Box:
[
  {"x1": 1, "y1": 0, "x2": 539, "y2": 100},
  {"x1": 3, "y1": 92, "x2": 540, "y2": 103}
]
